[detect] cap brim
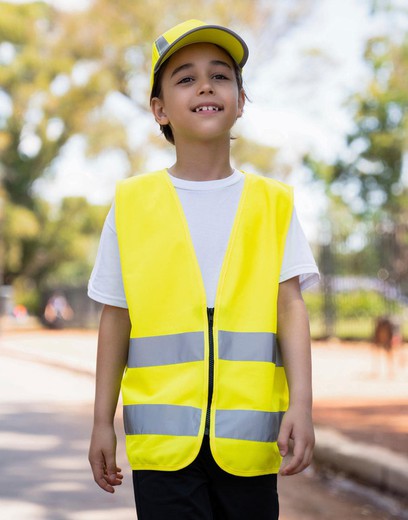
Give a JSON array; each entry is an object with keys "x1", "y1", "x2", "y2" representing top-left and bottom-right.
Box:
[{"x1": 154, "y1": 25, "x2": 249, "y2": 77}]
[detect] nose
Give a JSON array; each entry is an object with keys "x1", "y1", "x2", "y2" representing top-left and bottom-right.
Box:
[{"x1": 198, "y1": 80, "x2": 214, "y2": 95}]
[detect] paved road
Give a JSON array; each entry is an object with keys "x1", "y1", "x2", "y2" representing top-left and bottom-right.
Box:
[
  {"x1": 0, "y1": 354, "x2": 135, "y2": 520},
  {"x1": 0, "y1": 332, "x2": 406, "y2": 519}
]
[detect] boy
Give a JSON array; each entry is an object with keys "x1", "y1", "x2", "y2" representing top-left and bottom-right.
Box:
[{"x1": 88, "y1": 19, "x2": 319, "y2": 519}]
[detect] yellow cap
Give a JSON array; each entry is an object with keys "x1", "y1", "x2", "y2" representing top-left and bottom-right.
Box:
[{"x1": 150, "y1": 19, "x2": 249, "y2": 92}]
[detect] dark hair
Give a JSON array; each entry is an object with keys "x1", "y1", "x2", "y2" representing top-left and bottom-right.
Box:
[{"x1": 150, "y1": 52, "x2": 245, "y2": 145}]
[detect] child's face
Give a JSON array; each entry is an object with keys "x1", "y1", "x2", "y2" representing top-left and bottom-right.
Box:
[{"x1": 151, "y1": 43, "x2": 245, "y2": 144}]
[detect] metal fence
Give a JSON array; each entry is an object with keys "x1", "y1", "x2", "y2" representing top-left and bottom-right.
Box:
[{"x1": 307, "y1": 224, "x2": 408, "y2": 341}]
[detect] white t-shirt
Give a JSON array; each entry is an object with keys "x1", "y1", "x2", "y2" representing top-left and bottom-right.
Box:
[{"x1": 88, "y1": 170, "x2": 319, "y2": 308}]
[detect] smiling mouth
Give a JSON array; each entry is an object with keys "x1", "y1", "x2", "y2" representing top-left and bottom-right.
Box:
[{"x1": 193, "y1": 106, "x2": 222, "y2": 112}]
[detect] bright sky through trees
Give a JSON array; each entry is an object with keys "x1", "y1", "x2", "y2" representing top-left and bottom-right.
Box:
[{"x1": 2, "y1": 0, "x2": 406, "y2": 241}]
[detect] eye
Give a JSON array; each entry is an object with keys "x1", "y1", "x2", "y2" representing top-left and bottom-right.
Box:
[
  {"x1": 213, "y1": 73, "x2": 229, "y2": 80},
  {"x1": 177, "y1": 76, "x2": 194, "y2": 84}
]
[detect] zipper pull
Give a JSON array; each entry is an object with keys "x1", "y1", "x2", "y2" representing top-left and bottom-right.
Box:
[{"x1": 207, "y1": 307, "x2": 214, "y2": 324}]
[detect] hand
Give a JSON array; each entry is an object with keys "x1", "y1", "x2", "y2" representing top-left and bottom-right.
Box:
[
  {"x1": 277, "y1": 405, "x2": 315, "y2": 476},
  {"x1": 89, "y1": 424, "x2": 123, "y2": 493}
]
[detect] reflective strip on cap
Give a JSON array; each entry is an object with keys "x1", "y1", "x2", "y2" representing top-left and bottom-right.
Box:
[
  {"x1": 124, "y1": 404, "x2": 201, "y2": 436},
  {"x1": 215, "y1": 409, "x2": 285, "y2": 443},
  {"x1": 155, "y1": 35, "x2": 169, "y2": 56},
  {"x1": 218, "y1": 331, "x2": 283, "y2": 366},
  {"x1": 128, "y1": 332, "x2": 204, "y2": 368}
]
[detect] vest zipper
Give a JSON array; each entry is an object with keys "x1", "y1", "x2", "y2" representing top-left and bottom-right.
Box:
[{"x1": 205, "y1": 307, "x2": 215, "y2": 435}]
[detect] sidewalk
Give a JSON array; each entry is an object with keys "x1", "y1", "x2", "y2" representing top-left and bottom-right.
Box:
[
  {"x1": 1, "y1": 328, "x2": 407, "y2": 497},
  {"x1": 311, "y1": 340, "x2": 408, "y2": 496}
]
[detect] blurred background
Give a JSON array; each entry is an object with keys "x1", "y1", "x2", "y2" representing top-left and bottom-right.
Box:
[
  {"x1": 1, "y1": 0, "x2": 408, "y2": 342},
  {"x1": 0, "y1": 1, "x2": 407, "y2": 519}
]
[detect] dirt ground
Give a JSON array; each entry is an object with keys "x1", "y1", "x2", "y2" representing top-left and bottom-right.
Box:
[
  {"x1": 313, "y1": 400, "x2": 408, "y2": 455},
  {"x1": 1, "y1": 329, "x2": 408, "y2": 519},
  {"x1": 2, "y1": 327, "x2": 408, "y2": 458},
  {"x1": 311, "y1": 339, "x2": 408, "y2": 460}
]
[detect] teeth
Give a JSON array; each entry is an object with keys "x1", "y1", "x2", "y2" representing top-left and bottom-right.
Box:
[{"x1": 195, "y1": 106, "x2": 219, "y2": 112}]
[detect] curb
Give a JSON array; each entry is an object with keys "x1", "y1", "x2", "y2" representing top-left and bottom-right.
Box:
[{"x1": 314, "y1": 427, "x2": 408, "y2": 497}]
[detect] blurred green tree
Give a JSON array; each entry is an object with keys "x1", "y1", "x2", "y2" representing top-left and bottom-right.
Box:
[
  {"x1": 305, "y1": 16, "x2": 408, "y2": 300},
  {"x1": 0, "y1": 0, "x2": 317, "y2": 297},
  {"x1": 331, "y1": 35, "x2": 408, "y2": 218},
  {"x1": 339, "y1": 34, "x2": 407, "y2": 287},
  {"x1": 2, "y1": 196, "x2": 108, "y2": 311}
]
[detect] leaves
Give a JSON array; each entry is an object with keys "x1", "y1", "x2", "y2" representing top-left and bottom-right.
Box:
[
  {"x1": 305, "y1": 13, "x2": 408, "y2": 294},
  {"x1": 0, "y1": 0, "x2": 318, "y2": 300}
]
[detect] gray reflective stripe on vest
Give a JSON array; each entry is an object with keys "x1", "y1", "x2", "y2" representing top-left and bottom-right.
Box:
[
  {"x1": 218, "y1": 331, "x2": 283, "y2": 366},
  {"x1": 215, "y1": 409, "x2": 285, "y2": 443},
  {"x1": 124, "y1": 404, "x2": 201, "y2": 436},
  {"x1": 128, "y1": 332, "x2": 204, "y2": 368}
]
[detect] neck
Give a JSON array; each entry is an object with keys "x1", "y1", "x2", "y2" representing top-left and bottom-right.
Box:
[{"x1": 169, "y1": 137, "x2": 233, "y2": 181}]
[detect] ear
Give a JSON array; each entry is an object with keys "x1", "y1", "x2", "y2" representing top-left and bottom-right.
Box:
[
  {"x1": 237, "y1": 89, "x2": 246, "y2": 118},
  {"x1": 151, "y1": 97, "x2": 170, "y2": 125}
]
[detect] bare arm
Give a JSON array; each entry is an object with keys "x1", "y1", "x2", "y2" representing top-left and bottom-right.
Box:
[
  {"x1": 276, "y1": 276, "x2": 315, "y2": 476},
  {"x1": 88, "y1": 304, "x2": 131, "y2": 493}
]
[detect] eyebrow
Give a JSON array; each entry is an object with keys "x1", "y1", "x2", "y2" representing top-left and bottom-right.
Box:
[{"x1": 170, "y1": 60, "x2": 233, "y2": 78}]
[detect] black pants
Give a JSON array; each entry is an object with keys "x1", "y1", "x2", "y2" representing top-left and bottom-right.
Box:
[{"x1": 132, "y1": 436, "x2": 279, "y2": 519}]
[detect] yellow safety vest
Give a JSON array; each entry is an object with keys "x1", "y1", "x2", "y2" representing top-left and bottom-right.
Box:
[{"x1": 115, "y1": 169, "x2": 293, "y2": 476}]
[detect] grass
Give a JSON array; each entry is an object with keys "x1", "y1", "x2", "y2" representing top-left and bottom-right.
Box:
[{"x1": 310, "y1": 317, "x2": 408, "y2": 342}]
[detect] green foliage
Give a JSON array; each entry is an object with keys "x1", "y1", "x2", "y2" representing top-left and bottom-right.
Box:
[
  {"x1": 0, "y1": 0, "x2": 320, "y2": 301},
  {"x1": 12, "y1": 276, "x2": 40, "y2": 314},
  {"x1": 310, "y1": 318, "x2": 376, "y2": 341},
  {"x1": 304, "y1": 289, "x2": 404, "y2": 340},
  {"x1": 305, "y1": 11, "x2": 408, "y2": 311},
  {"x1": 231, "y1": 138, "x2": 278, "y2": 174},
  {"x1": 337, "y1": 290, "x2": 400, "y2": 318},
  {"x1": 328, "y1": 35, "x2": 407, "y2": 217},
  {"x1": 2, "y1": 194, "x2": 108, "y2": 306}
]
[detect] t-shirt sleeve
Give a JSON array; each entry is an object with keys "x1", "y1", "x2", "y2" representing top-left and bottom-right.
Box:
[
  {"x1": 280, "y1": 207, "x2": 320, "y2": 291},
  {"x1": 87, "y1": 203, "x2": 128, "y2": 308}
]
